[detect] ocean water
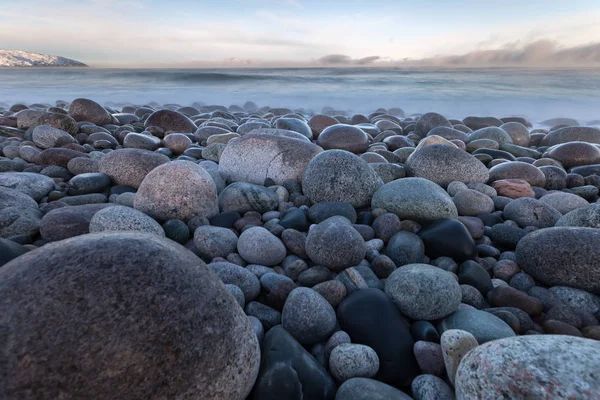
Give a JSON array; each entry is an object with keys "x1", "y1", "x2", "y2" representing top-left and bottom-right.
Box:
[{"x1": 1, "y1": 67, "x2": 599, "y2": 123}]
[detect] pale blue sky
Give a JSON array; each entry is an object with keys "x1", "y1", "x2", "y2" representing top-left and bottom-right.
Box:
[{"x1": 1, "y1": 0, "x2": 599, "y2": 66}]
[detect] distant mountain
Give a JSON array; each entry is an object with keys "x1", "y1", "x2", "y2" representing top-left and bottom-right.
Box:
[{"x1": 0, "y1": 50, "x2": 87, "y2": 67}]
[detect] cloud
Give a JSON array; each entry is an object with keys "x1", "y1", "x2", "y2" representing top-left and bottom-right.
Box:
[
  {"x1": 407, "y1": 40, "x2": 600, "y2": 67},
  {"x1": 317, "y1": 54, "x2": 381, "y2": 66}
]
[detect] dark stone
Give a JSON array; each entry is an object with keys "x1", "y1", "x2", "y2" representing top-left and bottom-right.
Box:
[
  {"x1": 488, "y1": 223, "x2": 527, "y2": 249},
  {"x1": 280, "y1": 209, "x2": 309, "y2": 231},
  {"x1": 209, "y1": 211, "x2": 241, "y2": 228},
  {"x1": 0, "y1": 238, "x2": 28, "y2": 267},
  {"x1": 458, "y1": 260, "x2": 493, "y2": 295},
  {"x1": 337, "y1": 288, "x2": 419, "y2": 387},
  {"x1": 308, "y1": 202, "x2": 358, "y2": 224},
  {"x1": 410, "y1": 320, "x2": 440, "y2": 343},
  {"x1": 39, "y1": 203, "x2": 112, "y2": 241},
  {"x1": 472, "y1": 148, "x2": 517, "y2": 161},
  {"x1": 418, "y1": 218, "x2": 477, "y2": 261},
  {"x1": 477, "y1": 213, "x2": 504, "y2": 227},
  {"x1": 162, "y1": 219, "x2": 190, "y2": 244},
  {"x1": 385, "y1": 231, "x2": 425, "y2": 267},
  {"x1": 251, "y1": 325, "x2": 336, "y2": 400},
  {"x1": 68, "y1": 173, "x2": 111, "y2": 195}
]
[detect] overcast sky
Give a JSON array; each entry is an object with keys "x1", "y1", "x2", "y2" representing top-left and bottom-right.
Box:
[{"x1": 1, "y1": 0, "x2": 599, "y2": 67}]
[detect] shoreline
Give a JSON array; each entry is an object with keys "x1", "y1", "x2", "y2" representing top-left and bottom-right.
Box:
[{"x1": 1, "y1": 98, "x2": 600, "y2": 399}]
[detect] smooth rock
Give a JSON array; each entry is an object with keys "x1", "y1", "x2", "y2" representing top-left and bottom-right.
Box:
[
  {"x1": 438, "y1": 309, "x2": 516, "y2": 343},
  {"x1": 238, "y1": 227, "x2": 286, "y2": 266},
  {"x1": 99, "y1": 148, "x2": 170, "y2": 189},
  {"x1": 282, "y1": 287, "x2": 337, "y2": 345},
  {"x1": 89, "y1": 205, "x2": 165, "y2": 236}
]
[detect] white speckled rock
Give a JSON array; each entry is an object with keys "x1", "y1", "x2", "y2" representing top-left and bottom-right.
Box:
[
  {"x1": 411, "y1": 374, "x2": 456, "y2": 400},
  {"x1": 89, "y1": 205, "x2": 165, "y2": 236},
  {"x1": 455, "y1": 335, "x2": 600, "y2": 399},
  {"x1": 32, "y1": 125, "x2": 76, "y2": 149},
  {"x1": 282, "y1": 287, "x2": 336, "y2": 345},
  {"x1": 329, "y1": 343, "x2": 380, "y2": 382},
  {"x1": 237, "y1": 226, "x2": 286, "y2": 266},
  {"x1": 441, "y1": 329, "x2": 478, "y2": 385}
]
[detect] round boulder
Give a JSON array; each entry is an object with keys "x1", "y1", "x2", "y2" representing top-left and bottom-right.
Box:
[
  {"x1": 282, "y1": 287, "x2": 337, "y2": 345},
  {"x1": 303, "y1": 150, "x2": 384, "y2": 208},
  {"x1": 144, "y1": 109, "x2": 197, "y2": 133},
  {"x1": 134, "y1": 161, "x2": 219, "y2": 221},
  {"x1": 503, "y1": 197, "x2": 561, "y2": 228},
  {"x1": 306, "y1": 216, "x2": 366, "y2": 272},
  {"x1": 193, "y1": 225, "x2": 238, "y2": 260},
  {"x1": 516, "y1": 227, "x2": 600, "y2": 294},
  {"x1": 488, "y1": 161, "x2": 546, "y2": 187},
  {"x1": 0, "y1": 232, "x2": 260, "y2": 399},
  {"x1": 317, "y1": 124, "x2": 370, "y2": 153},
  {"x1": 371, "y1": 177, "x2": 458, "y2": 222},
  {"x1": 406, "y1": 145, "x2": 489, "y2": 187},
  {"x1": 456, "y1": 335, "x2": 600, "y2": 399},
  {"x1": 67, "y1": 98, "x2": 113, "y2": 125},
  {"x1": 415, "y1": 112, "x2": 452, "y2": 137},
  {"x1": 99, "y1": 148, "x2": 170, "y2": 189},
  {"x1": 219, "y1": 134, "x2": 323, "y2": 185},
  {"x1": 385, "y1": 264, "x2": 462, "y2": 320},
  {"x1": 238, "y1": 226, "x2": 286, "y2": 266},
  {"x1": 546, "y1": 141, "x2": 600, "y2": 169},
  {"x1": 89, "y1": 205, "x2": 165, "y2": 236}
]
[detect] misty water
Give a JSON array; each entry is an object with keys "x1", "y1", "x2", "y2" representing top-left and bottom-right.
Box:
[{"x1": 1, "y1": 67, "x2": 599, "y2": 123}]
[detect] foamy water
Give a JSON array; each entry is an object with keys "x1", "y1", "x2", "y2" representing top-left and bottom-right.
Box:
[{"x1": 1, "y1": 67, "x2": 599, "y2": 124}]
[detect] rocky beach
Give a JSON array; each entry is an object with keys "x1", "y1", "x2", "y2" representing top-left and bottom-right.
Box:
[{"x1": 1, "y1": 98, "x2": 600, "y2": 399}]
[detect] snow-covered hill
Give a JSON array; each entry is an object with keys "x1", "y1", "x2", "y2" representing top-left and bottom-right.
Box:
[{"x1": 0, "y1": 50, "x2": 87, "y2": 67}]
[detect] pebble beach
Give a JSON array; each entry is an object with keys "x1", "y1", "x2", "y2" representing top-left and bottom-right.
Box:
[{"x1": 1, "y1": 98, "x2": 600, "y2": 399}]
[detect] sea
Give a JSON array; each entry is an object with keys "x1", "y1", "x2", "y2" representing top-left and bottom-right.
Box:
[{"x1": 1, "y1": 67, "x2": 599, "y2": 124}]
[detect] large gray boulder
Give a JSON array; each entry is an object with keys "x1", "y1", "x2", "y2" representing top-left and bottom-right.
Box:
[
  {"x1": 516, "y1": 227, "x2": 600, "y2": 295},
  {"x1": 303, "y1": 150, "x2": 384, "y2": 208},
  {"x1": 219, "y1": 134, "x2": 322, "y2": 185},
  {"x1": 456, "y1": 335, "x2": 600, "y2": 399},
  {"x1": 371, "y1": 177, "x2": 458, "y2": 222},
  {"x1": 135, "y1": 161, "x2": 219, "y2": 221},
  {"x1": 406, "y1": 145, "x2": 489, "y2": 187},
  {"x1": 0, "y1": 172, "x2": 54, "y2": 201},
  {"x1": 0, "y1": 232, "x2": 260, "y2": 400},
  {"x1": 99, "y1": 148, "x2": 170, "y2": 189}
]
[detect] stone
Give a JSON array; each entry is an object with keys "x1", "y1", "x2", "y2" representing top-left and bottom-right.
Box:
[
  {"x1": 468, "y1": 126, "x2": 513, "y2": 145},
  {"x1": 317, "y1": 124, "x2": 369, "y2": 153},
  {"x1": 329, "y1": 344, "x2": 380, "y2": 382},
  {"x1": 337, "y1": 288, "x2": 419, "y2": 387},
  {"x1": 144, "y1": 109, "x2": 197, "y2": 133},
  {"x1": 99, "y1": 148, "x2": 169, "y2": 189},
  {"x1": 39, "y1": 203, "x2": 113, "y2": 241},
  {"x1": 0, "y1": 238, "x2": 28, "y2": 267},
  {"x1": 488, "y1": 161, "x2": 546, "y2": 187},
  {"x1": 406, "y1": 145, "x2": 488, "y2": 187},
  {"x1": 453, "y1": 189, "x2": 494, "y2": 216},
  {"x1": 539, "y1": 192, "x2": 589, "y2": 215},
  {"x1": 0, "y1": 232, "x2": 260, "y2": 400},
  {"x1": 455, "y1": 335, "x2": 600, "y2": 399},
  {"x1": 303, "y1": 150, "x2": 383, "y2": 208},
  {"x1": 419, "y1": 219, "x2": 477, "y2": 261},
  {"x1": 245, "y1": 302, "x2": 281, "y2": 330},
  {"x1": 500, "y1": 122, "x2": 531, "y2": 146},
  {"x1": 411, "y1": 375, "x2": 455, "y2": 400},
  {"x1": 308, "y1": 202, "x2": 357, "y2": 224},
  {"x1": 415, "y1": 112, "x2": 452, "y2": 137},
  {"x1": 540, "y1": 126, "x2": 600, "y2": 146},
  {"x1": 306, "y1": 216, "x2": 366, "y2": 272},
  {"x1": 488, "y1": 223, "x2": 527, "y2": 248},
  {"x1": 32, "y1": 125, "x2": 75, "y2": 149},
  {"x1": 0, "y1": 206, "x2": 42, "y2": 238},
  {"x1": 385, "y1": 264, "x2": 461, "y2": 320},
  {"x1": 252, "y1": 325, "x2": 336, "y2": 400},
  {"x1": 547, "y1": 141, "x2": 600, "y2": 169},
  {"x1": 517, "y1": 227, "x2": 600, "y2": 295},
  {"x1": 193, "y1": 225, "x2": 238, "y2": 260},
  {"x1": 491, "y1": 179, "x2": 535, "y2": 199},
  {"x1": 489, "y1": 285, "x2": 544, "y2": 316},
  {"x1": 458, "y1": 260, "x2": 493, "y2": 295},
  {"x1": 89, "y1": 205, "x2": 164, "y2": 236},
  {"x1": 540, "y1": 166, "x2": 568, "y2": 190},
  {"x1": 372, "y1": 178, "x2": 458, "y2": 222},
  {"x1": 0, "y1": 172, "x2": 54, "y2": 201},
  {"x1": 218, "y1": 182, "x2": 279, "y2": 214},
  {"x1": 238, "y1": 227, "x2": 286, "y2": 266},
  {"x1": 134, "y1": 160, "x2": 219, "y2": 221},
  {"x1": 68, "y1": 172, "x2": 111, "y2": 195},
  {"x1": 438, "y1": 309, "x2": 516, "y2": 344},
  {"x1": 413, "y1": 341, "x2": 444, "y2": 376},
  {"x1": 163, "y1": 133, "x2": 192, "y2": 154},
  {"x1": 34, "y1": 112, "x2": 78, "y2": 135},
  {"x1": 440, "y1": 329, "x2": 479, "y2": 386},
  {"x1": 463, "y1": 116, "x2": 503, "y2": 130},
  {"x1": 308, "y1": 114, "x2": 338, "y2": 136},
  {"x1": 123, "y1": 132, "x2": 161, "y2": 151},
  {"x1": 282, "y1": 287, "x2": 337, "y2": 345},
  {"x1": 260, "y1": 273, "x2": 297, "y2": 311},
  {"x1": 503, "y1": 197, "x2": 561, "y2": 228},
  {"x1": 549, "y1": 286, "x2": 600, "y2": 316},
  {"x1": 336, "y1": 378, "x2": 413, "y2": 400},
  {"x1": 219, "y1": 134, "x2": 322, "y2": 185},
  {"x1": 68, "y1": 98, "x2": 113, "y2": 125},
  {"x1": 35, "y1": 148, "x2": 86, "y2": 168},
  {"x1": 67, "y1": 157, "x2": 100, "y2": 175},
  {"x1": 208, "y1": 261, "x2": 261, "y2": 303}
]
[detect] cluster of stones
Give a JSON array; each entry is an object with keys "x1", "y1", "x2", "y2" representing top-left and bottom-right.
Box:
[{"x1": 1, "y1": 99, "x2": 600, "y2": 399}]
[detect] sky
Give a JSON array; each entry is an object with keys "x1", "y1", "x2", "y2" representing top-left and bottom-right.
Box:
[{"x1": 0, "y1": 0, "x2": 599, "y2": 67}]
